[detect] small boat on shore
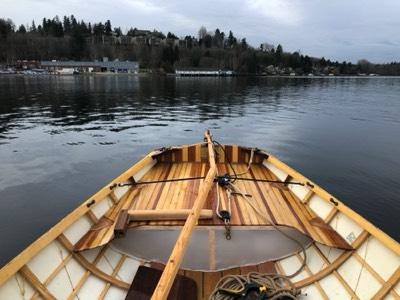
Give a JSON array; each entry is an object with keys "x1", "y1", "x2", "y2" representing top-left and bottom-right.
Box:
[{"x1": 1, "y1": 131, "x2": 399, "y2": 299}]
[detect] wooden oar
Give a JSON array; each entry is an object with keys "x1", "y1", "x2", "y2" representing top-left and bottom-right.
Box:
[{"x1": 151, "y1": 130, "x2": 217, "y2": 300}]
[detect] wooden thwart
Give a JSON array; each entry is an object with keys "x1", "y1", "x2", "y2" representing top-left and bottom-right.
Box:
[
  {"x1": 129, "y1": 209, "x2": 213, "y2": 221},
  {"x1": 114, "y1": 209, "x2": 213, "y2": 238}
]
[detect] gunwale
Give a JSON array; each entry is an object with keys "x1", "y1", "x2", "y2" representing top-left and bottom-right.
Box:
[{"x1": 1, "y1": 131, "x2": 399, "y2": 300}]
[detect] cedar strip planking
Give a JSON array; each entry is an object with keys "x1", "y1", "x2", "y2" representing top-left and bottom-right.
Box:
[
  {"x1": 279, "y1": 189, "x2": 314, "y2": 237},
  {"x1": 238, "y1": 146, "x2": 247, "y2": 163},
  {"x1": 187, "y1": 144, "x2": 196, "y2": 162},
  {"x1": 222, "y1": 266, "x2": 241, "y2": 277},
  {"x1": 240, "y1": 264, "x2": 258, "y2": 274},
  {"x1": 154, "y1": 164, "x2": 179, "y2": 211},
  {"x1": 283, "y1": 189, "x2": 350, "y2": 248},
  {"x1": 248, "y1": 167, "x2": 277, "y2": 224},
  {"x1": 239, "y1": 166, "x2": 273, "y2": 225},
  {"x1": 237, "y1": 178, "x2": 263, "y2": 225},
  {"x1": 257, "y1": 261, "x2": 277, "y2": 274},
  {"x1": 256, "y1": 165, "x2": 292, "y2": 226},
  {"x1": 184, "y1": 269, "x2": 204, "y2": 300},
  {"x1": 203, "y1": 271, "x2": 222, "y2": 300},
  {"x1": 250, "y1": 165, "x2": 284, "y2": 225},
  {"x1": 183, "y1": 162, "x2": 202, "y2": 209}
]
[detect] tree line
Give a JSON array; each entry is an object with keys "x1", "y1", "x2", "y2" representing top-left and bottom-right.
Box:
[{"x1": 1, "y1": 16, "x2": 400, "y2": 75}]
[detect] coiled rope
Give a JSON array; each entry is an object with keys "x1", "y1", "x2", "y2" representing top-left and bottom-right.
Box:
[{"x1": 209, "y1": 271, "x2": 301, "y2": 300}]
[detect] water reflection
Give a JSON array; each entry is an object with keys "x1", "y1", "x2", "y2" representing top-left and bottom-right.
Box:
[{"x1": 1, "y1": 75, "x2": 400, "y2": 269}]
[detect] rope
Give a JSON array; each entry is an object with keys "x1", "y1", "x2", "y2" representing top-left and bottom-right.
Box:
[
  {"x1": 209, "y1": 272, "x2": 301, "y2": 300},
  {"x1": 236, "y1": 148, "x2": 256, "y2": 176}
]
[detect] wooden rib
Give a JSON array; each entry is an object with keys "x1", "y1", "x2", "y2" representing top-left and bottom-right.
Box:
[
  {"x1": 295, "y1": 252, "x2": 330, "y2": 299},
  {"x1": 58, "y1": 234, "x2": 129, "y2": 289},
  {"x1": 352, "y1": 251, "x2": 388, "y2": 287},
  {"x1": 371, "y1": 266, "x2": 400, "y2": 300},
  {"x1": 67, "y1": 242, "x2": 114, "y2": 300},
  {"x1": 19, "y1": 265, "x2": 57, "y2": 300},
  {"x1": 0, "y1": 152, "x2": 156, "y2": 285},
  {"x1": 39, "y1": 252, "x2": 73, "y2": 291},
  {"x1": 151, "y1": 131, "x2": 217, "y2": 300},
  {"x1": 86, "y1": 210, "x2": 99, "y2": 224},
  {"x1": 301, "y1": 189, "x2": 314, "y2": 204},
  {"x1": 67, "y1": 271, "x2": 90, "y2": 300},
  {"x1": 98, "y1": 255, "x2": 127, "y2": 300},
  {"x1": 324, "y1": 207, "x2": 339, "y2": 224},
  {"x1": 108, "y1": 192, "x2": 120, "y2": 204},
  {"x1": 308, "y1": 243, "x2": 357, "y2": 299},
  {"x1": 294, "y1": 250, "x2": 353, "y2": 288}
]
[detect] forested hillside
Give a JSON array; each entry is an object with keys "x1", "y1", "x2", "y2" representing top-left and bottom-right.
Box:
[{"x1": 1, "y1": 16, "x2": 400, "y2": 75}]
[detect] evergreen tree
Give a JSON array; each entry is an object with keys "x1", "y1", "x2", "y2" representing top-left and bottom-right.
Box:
[{"x1": 105, "y1": 20, "x2": 112, "y2": 35}]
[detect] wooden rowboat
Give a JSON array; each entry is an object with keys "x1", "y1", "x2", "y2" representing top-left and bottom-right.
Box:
[{"x1": 1, "y1": 131, "x2": 399, "y2": 299}]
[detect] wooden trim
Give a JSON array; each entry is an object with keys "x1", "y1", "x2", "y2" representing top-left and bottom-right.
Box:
[
  {"x1": 98, "y1": 255, "x2": 127, "y2": 300},
  {"x1": 301, "y1": 189, "x2": 314, "y2": 204},
  {"x1": 151, "y1": 131, "x2": 217, "y2": 300},
  {"x1": 67, "y1": 239, "x2": 112, "y2": 300},
  {"x1": 295, "y1": 250, "x2": 353, "y2": 288},
  {"x1": 109, "y1": 192, "x2": 120, "y2": 204},
  {"x1": 20, "y1": 265, "x2": 57, "y2": 300},
  {"x1": 371, "y1": 267, "x2": 400, "y2": 300},
  {"x1": 0, "y1": 153, "x2": 157, "y2": 286},
  {"x1": 310, "y1": 243, "x2": 359, "y2": 299},
  {"x1": 324, "y1": 207, "x2": 338, "y2": 224},
  {"x1": 57, "y1": 234, "x2": 130, "y2": 289},
  {"x1": 86, "y1": 210, "x2": 99, "y2": 224},
  {"x1": 42, "y1": 253, "x2": 73, "y2": 286},
  {"x1": 353, "y1": 252, "x2": 385, "y2": 284}
]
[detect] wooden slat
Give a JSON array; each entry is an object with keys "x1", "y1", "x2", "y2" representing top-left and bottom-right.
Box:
[
  {"x1": 371, "y1": 266, "x2": 400, "y2": 300},
  {"x1": 294, "y1": 250, "x2": 353, "y2": 288},
  {"x1": 20, "y1": 265, "x2": 57, "y2": 300},
  {"x1": 58, "y1": 234, "x2": 130, "y2": 289},
  {"x1": 151, "y1": 131, "x2": 217, "y2": 300},
  {"x1": 203, "y1": 271, "x2": 222, "y2": 300},
  {"x1": 98, "y1": 255, "x2": 127, "y2": 300}
]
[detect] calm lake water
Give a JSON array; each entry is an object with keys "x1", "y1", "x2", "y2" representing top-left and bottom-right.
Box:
[{"x1": 0, "y1": 75, "x2": 399, "y2": 267}]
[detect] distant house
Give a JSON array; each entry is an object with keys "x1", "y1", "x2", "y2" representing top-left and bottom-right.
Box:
[
  {"x1": 175, "y1": 68, "x2": 234, "y2": 76},
  {"x1": 41, "y1": 58, "x2": 139, "y2": 74}
]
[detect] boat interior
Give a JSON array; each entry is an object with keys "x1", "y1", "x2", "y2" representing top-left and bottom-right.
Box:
[{"x1": 1, "y1": 133, "x2": 399, "y2": 300}]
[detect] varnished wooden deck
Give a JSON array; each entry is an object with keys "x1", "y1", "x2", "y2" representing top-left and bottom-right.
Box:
[
  {"x1": 75, "y1": 160, "x2": 350, "y2": 252},
  {"x1": 128, "y1": 161, "x2": 349, "y2": 248}
]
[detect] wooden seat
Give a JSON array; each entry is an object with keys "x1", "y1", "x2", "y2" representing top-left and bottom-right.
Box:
[{"x1": 125, "y1": 266, "x2": 197, "y2": 300}]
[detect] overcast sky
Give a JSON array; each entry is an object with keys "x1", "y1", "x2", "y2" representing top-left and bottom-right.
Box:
[{"x1": 2, "y1": 0, "x2": 400, "y2": 63}]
